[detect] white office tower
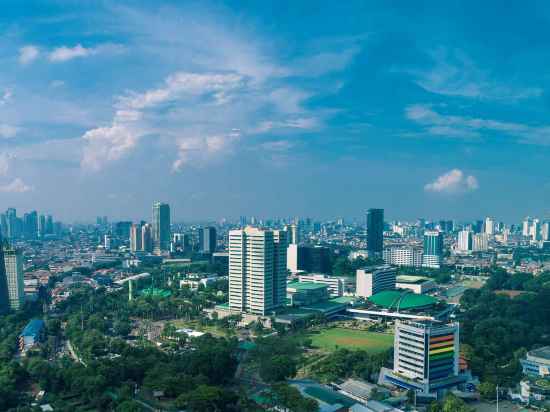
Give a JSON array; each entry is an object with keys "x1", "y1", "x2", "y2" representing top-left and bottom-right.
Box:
[
  {"x1": 4, "y1": 248, "x2": 25, "y2": 310},
  {"x1": 287, "y1": 243, "x2": 299, "y2": 273},
  {"x1": 284, "y1": 224, "x2": 299, "y2": 245},
  {"x1": 229, "y1": 227, "x2": 288, "y2": 315},
  {"x1": 523, "y1": 217, "x2": 532, "y2": 237},
  {"x1": 472, "y1": 233, "x2": 489, "y2": 252},
  {"x1": 457, "y1": 230, "x2": 472, "y2": 252},
  {"x1": 542, "y1": 222, "x2": 550, "y2": 242},
  {"x1": 130, "y1": 223, "x2": 142, "y2": 252},
  {"x1": 356, "y1": 265, "x2": 396, "y2": 298},
  {"x1": 530, "y1": 219, "x2": 540, "y2": 241},
  {"x1": 104, "y1": 235, "x2": 112, "y2": 250},
  {"x1": 484, "y1": 217, "x2": 495, "y2": 235},
  {"x1": 382, "y1": 320, "x2": 464, "y2": 398},
  {"x1": 383, "y1": 247, "x2": 423, "y2": 267}
]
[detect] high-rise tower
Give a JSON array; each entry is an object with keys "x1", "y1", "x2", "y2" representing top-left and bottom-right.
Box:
[{"x1": 152, "y1": 202, "x2": 171, "y2": 254}]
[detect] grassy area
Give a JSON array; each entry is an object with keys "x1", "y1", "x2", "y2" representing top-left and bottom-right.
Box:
[
  {"x1": 170, "y1": 319, "x2": 228, "y2": 337},
  {"x1": 308, "y1": 327, "x2": 393, "y2": 353}
]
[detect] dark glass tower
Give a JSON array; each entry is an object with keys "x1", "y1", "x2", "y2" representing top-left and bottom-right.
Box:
[
  {"x1": 0, "y1": 234, "x2": 10, "y2": 313},
  {"x1": 199, "y1": 227, "x2": 217, "y2": 253},
  {"x1": 367, "y1": 208, "x2": 384, "y2": 257}
]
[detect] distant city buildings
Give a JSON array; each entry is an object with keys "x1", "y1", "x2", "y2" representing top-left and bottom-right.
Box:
[
  {"x1": 4, "y1": 246, "x2": 25, "y2": 310},
  {"x1": 367, "y1": 208, "x2": 384, "y2": 258},
  {"x1": 457, "y1": 230, "x2": 472, "y2": 252},
  {"x1": 422, "y1": 230, "x2": 443, "y2": 269},
  {"x1": 383, "y1": 247, "x2": 423, "y2": 267},
  {"x1": 472, "y1": 233, "x2": 489, "y2": 252},
  {"x1": 287, "y1": 244, "x2": 331, "y2": 274},
  {"x1": 152, "y1": 202, "x2": 171, "y2": 254},
  {"x1": 199, "y1": 226, "x2": 217, "y2": 254},
  {"x1": 228, "y1": 227, "x2": 288, "y2": 315},
  {"x1": 356, "y1": 265, "x2": 396, "y2": 298}
]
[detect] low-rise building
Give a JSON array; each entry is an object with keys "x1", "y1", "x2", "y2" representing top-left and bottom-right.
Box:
[
  {"x1": 395, "y1": 275, "x2": 436, "y2": 294},
  {"x1": 298, "y1": 273, "x2": 345, "y2": 297},
  {"x1": 356, "y1": 265, "x2": 396, "y2": 298}
]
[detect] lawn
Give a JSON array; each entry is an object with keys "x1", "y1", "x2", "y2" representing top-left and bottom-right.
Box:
[{"x1": 308, "y1": 328, "x2": 394, "y2": 353}]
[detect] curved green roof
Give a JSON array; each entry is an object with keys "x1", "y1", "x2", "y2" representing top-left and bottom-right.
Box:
[{"x1": 368, "y1": 290, "x2": 437, "y2": 310}]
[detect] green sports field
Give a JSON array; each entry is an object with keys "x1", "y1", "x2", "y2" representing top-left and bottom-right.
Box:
[{"x1": 308, "y1": 328, "x2": 394, "y2": 353}]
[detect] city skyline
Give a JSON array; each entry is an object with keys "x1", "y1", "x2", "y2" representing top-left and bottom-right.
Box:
[{"x1": 0, "y1": 1, "x2": 549, "y2": 221}]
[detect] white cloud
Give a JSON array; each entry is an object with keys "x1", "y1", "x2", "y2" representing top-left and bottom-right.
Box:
[
  {"x1": 405, "y1": 103, "x2": 550, "y2": 145},
  {"x1": 48, "y1": 43, "x2": 123, "y2": 63},
  {"x1": 0, "y1": 89, "x2": 13, "y2": 106},
  {"x1": 172, "y1": 130, "x2": 241, "y2": 172},
  {"x1": 49, "y1": 44, "x2": 95, "y2": 62},
  {"x1": 425, "y1": 169, "x2": 478, "y2": 194},
  {"x1": 81, "y1": 125, "x2": 140, "y2": 171},
  {"x1": 0, "y1": 178, "x2": 33, "y2": 193},
  {"x1": 410, "y1": 49, "x2": 542, "y2": 101},
  {"x1": 0, "y1": 153, "x2": 12, "y2": 176},
  {"x1": 118, "y1": 72, "x2": 245, "y2": 110},
  {"x1": 0, "y1": 124, "x2": 18, "y2": 139},
  {"x1": 19, "y1": 45, "x2": 39, "y2": 65}
]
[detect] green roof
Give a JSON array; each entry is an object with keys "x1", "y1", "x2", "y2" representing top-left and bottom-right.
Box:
[
  {"x1": 330, "y1": 296, "x2": 356, "y2": 304},
  {"x1": 140, "y1": 287, "x2": 172, "y2": 298},
  {"x1": 368, "y1": 290, "x2": 437, "y2": 310},
  {"x1": 287, "y1": 281, "x2": 327, "y2": 291}
]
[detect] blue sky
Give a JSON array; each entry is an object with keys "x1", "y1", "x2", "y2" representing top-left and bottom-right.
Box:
[{"x1": 0, "y1": 0, "x2": 549, "y2": 222}]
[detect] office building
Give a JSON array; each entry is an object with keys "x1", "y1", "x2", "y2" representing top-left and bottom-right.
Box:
[
  {"x1": 287, "y1": 244, "x2": 332, "y2": 274},
  {"x1": 141, "y1": 223, "x2": 153, "y2": 253},
  {"x1": 45, "y1": 215, "x2": 54, "y2": 235},
  {"x1": 298, "y1": 273, "x2": 344, "y2": 297},
  {"x1": 4, "y1": 247, "x2": 25, "y2": 310},
  {"x1": 130, "y1": 223, "x2": 142, "y2": 252},
  {"x1": 422, "y1": 231, "x2": 444, "y2": 269},
  {"x1": 382, "y1": 320, "x2": 464, "y2": 398},
  {"x1": 484, "y1": 217, "x2": 495, "y2": 235},
  {"x1": 356, "y1": 265, "x2": 396, "y2": 298},
  {"x1": 228, "y1": 227, "x2": 288, "y2": 315},
  {"x1": 211, "y1": 251, "x2": 229, "y2": 275},
  {"x1": 472, "y1": 233, "x2": 488, "y2": 252},
  {"x1": 457, "y1": 230, "x2": 472, "y2": 252},
  {"x1": 383, "y1": 247, "x2": 423, "y2": 267},
  {"x1": 285, "y1": 224, "x2": 299, "y2": 245},
  {"x1": 199, "y1": 226, "x2": 217, "y2": 253},
  {"x1": 520, "y1": 346, "x2": 550, "y2": 377},
  {"x1": 152, "y1": 202, "x2": 171, "y2": 253},
  {"x1": 366, "y1": 209, "x2": 384, "y2": 257},
  {"x1": 0, "y1": 235, "x2": 10, "y2": 313},
  {"x1": 542, "y1": 221, "x2": 550, "y2": 242},
  {"x1": 116, "y1": 221, "x2": 133, "y2": 239},
  {"x1": 523, "y1": 217, "x2": 532, "y2": 237}
]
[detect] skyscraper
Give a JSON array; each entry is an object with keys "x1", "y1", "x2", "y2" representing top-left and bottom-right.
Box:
[
  {"x1": 130, "y1": 223, "x2": 143, "y2": 252},
  {"x1": 4, "y1": 246, "x2": 24, "y2": 310},
  {"x1": 0, "y1": 234, "x2": 10, "y2": 313},
  {"x1": 422, "y1": 230, "x2": 444, "y2": 268},
  {"x1": 228, "y1": 227, "x2": 288, "y2": 315},
  {"x1": 457, "y1": 230, "x2": 472, "y2": 252},
  {"x1": 141, "y1": 223, "x2": 153, "y2": 253},
  {"x1": 484, "y1": 217, "x2": 495, "y2": 235},
  {"x1": 366, "y1": 208, "x2": 384, "y2": 258},
  {"x1": 199, "y1": 227, "x2": 217, "y2": 253},
  {"x1": 152, "y1": 202, "x2": 171, "y2": 254},
  {"x1": 38, "y1": 214, "x2": 46, "y2": 238}
]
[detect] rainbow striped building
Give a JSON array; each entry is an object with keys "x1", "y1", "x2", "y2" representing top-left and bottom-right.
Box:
[{"x1": 382, "y1": 320, "x2": 466, "y2": 399}]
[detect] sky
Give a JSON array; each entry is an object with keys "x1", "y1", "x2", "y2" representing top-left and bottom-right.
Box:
[{"x1": 0, "y1": 0, "x2": 549, "y2": 223}]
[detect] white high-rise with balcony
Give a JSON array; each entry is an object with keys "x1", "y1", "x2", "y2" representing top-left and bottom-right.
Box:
[
  {"x1": 4, "y1": 248, "x2": 24, "y2": 310},
  {"x1": 229, "y1": 227, "x2": 288, "y2": 315}
]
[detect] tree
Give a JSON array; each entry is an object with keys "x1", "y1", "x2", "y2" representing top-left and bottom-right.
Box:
[
  {"x1": 271, "y1": 383, "x2": 319, "y2": 412},
  {"x1": 116, "y1": 400, "x2": 143, "y2": 412},
  {"x1": 259, "y1": 355, "x2": 297, "y2": 383},
  {"x1": 478, "y1": 381, "x2": 497, "y2": 400}
]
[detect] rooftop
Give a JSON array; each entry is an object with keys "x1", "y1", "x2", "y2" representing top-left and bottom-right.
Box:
[
  {"x1": 287, "y1": 281, "x2": 328, "y2": 291},
  {"x1": 368, "y1": 290, "x2": 437, "y2": 310},
  {"x1": 529, "y1": 346, "x2": 550, "y2": 361},
  {"x1": 396, "y1": 275, "x2": 432, "y2": 284}
]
